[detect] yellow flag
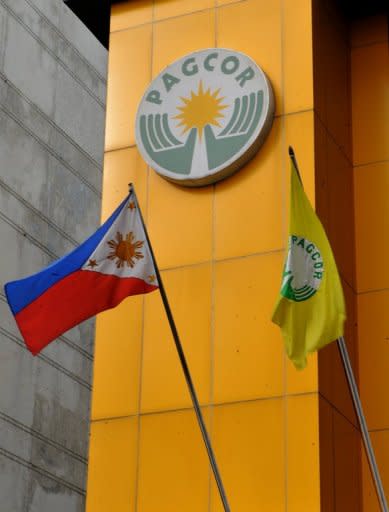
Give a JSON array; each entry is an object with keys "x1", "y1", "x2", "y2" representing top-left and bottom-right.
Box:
[{"x1": 272, "y1": 151, "x2": 346, "y2": 369}]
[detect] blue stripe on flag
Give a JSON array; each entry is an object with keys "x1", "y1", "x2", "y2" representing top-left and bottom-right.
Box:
[{"x1": 5, "y1": 195, "x2": 129, "y2": 315}]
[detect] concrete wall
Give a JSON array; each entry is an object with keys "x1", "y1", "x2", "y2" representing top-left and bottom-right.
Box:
[{"x1": 0, "y1": 0, "x2": 107, "y2": 510}]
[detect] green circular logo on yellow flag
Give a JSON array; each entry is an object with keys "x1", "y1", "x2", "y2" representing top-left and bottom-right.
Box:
[
  {"x1": 281, "y1": 235, "x2": 324, "y2": 302},
  {"x1": 135, "y1": 48, "x2": 274, "y2": 187}
]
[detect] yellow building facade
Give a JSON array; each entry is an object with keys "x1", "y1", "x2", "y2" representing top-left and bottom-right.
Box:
[{"x1": 86, "y1": 1, "x2": 388, "y2": 510}]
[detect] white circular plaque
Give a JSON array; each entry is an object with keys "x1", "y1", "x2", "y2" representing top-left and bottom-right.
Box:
[{"x1": 135, "y1": 48, "x2": 274, "y2": 187}]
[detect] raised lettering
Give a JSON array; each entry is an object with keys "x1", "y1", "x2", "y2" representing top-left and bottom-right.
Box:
[
  {"x1": 297, "y1": 238, "x2": 305, "y2": 248},
  {"x1": 162, "y1": 73, "x2": 180, "y2": 93},
  {"x1": 204, "y1": 52, "x2": 218, "y2": 71},
  {"x1": 221, "y1": 56, "x2": 239, "y2": 75},
  {"x1": 306, "y1": 243, "x2": 314, "y2": 254},
  {"x1": 146, "y1": 90, "x2": 162, "y2": 105},
  {"x1": 291, "y1": 235, "x2": 298, "y2": 244},
  {"x1": 314, "y1": 271, "x2": 323, "y2": 279},
  {"x1": 235, "y1": 66, "x2": 255, "y2": 87},
  {"x1": 182, "y1": 58, "x2": 198, "y2": 76},
  {"x1": 314, "y1": 262, "x2": 323, "y2": 269},
  {"x1": 312, "y1": 252, "x2": 320, "y2": 261}
]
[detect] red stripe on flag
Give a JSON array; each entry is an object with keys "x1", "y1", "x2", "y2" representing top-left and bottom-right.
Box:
[{"x1": 15, "y1": 270, "x2": 158, "y2": 355}]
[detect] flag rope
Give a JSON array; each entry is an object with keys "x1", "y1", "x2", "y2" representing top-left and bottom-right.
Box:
[{"x1": 130, "y1": 184, "x2": 231, "y2": 512}]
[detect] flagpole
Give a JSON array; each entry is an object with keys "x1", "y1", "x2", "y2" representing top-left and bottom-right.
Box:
[
  {"x1": 288, "y1": 146, "x2": 303, "y2": 184},
  {"x1": 337, "y1": 337, "x2": 388, "y2": 512},
  {"x1": 288, "y1": 147, "x2": 388, "y2": 511},
  {"x1": 130, "y1": 184, "x2": 231, "y2": 512}
]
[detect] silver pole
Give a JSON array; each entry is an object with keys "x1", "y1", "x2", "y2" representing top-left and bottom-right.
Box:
[
  {"x1": 130, "y1": 184, "x2": 231, "y2": 511},
  {"x1": 337, "y1": 336, "x2": 388, "y2": 511}
]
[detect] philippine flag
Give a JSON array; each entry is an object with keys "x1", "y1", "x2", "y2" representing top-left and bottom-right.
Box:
[{"x1": 4, "y1": 189, "x2": 159, "y2": 355}]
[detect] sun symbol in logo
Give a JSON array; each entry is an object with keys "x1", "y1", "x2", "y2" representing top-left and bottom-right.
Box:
[
  {"x1": 174, "y1": 81, "x2": 227, "y2": 139},
  {"x1": 107, "y1": 231, "x2": 144, "y2": 268}
]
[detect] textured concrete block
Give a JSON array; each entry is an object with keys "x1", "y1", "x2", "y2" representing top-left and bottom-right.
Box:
[
  {"x1": 46, "y1": 155, "x2": 101, "y2": 244},
  {"x1": 0, "y1": 416, "x2": 32, "y2": 461},
  {"x1": 24, "y1": 471, "x2": 85, "y2": 512},
  {"x1": 26, "y1": 0, "x2": 60, "y2": 28},
  {"x1": 3, "y1": 11, "x2": 58, "y2": 117},
  {"x1": 60, "y1": 3, "x2": 108, "y2": 79},
  {"x1": 0, "y1": 5, "x2": 7, "y2": 71},
  {"x1": 0, "y1": 219, "x2": 49, "y2": 283},
  {"x1": 0, "y1": 299, "x2": 93, "y2": 386},
  {"x1": 31, "y1": 374, "x2": 91, "y2": 457},
  {"x1": 0, "y1": 1, "x2": 107, "y2": 508},
  {"x1": 0, "y1": 330, "x2": 36, "y2": 427},
  {"x1": 0, "y1": 111, "x2": 51, "y2": 212},
  {"x1": 0, "y1": 456, "x2": 28, "y2": 512},
  {"x1": 49, "y1": 128, "x2": 103, "y2": 193},
  {"x1": 58, "y1": 37, "x2": 107, "y2": 105},
  {"x1": 2, "y1": 0, "x2": 59, "y2": 56},
  {"x1": 54, "y1": 65, "x2": 106, "y2": 163}
]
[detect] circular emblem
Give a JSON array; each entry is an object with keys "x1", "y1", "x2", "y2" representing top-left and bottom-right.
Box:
[
  {"x1": 135, "y1": 48, "x2": 274, "y2": 187},
  {"x1": 281, "y1": 236, "x2": 324, "y2": 302}
]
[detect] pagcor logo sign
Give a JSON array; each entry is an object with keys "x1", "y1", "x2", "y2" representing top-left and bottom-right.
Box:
[{"x1": 135, "y1": 49, "x2": 275, "y2": 187}]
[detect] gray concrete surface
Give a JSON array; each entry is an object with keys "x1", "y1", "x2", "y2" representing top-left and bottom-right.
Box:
[{"x1": 0, "y1": 1, "x2": 107, "y2": 510}]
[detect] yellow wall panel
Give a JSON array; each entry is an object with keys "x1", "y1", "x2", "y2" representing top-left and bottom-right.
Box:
[
  {"x1": 358, "y1": 290, "x2": 389, "y2": 430},
  {"x1": 137, "y1": 409, "x2": 210, "y2": 511},
  {"x1": 354, "y1": 161, "x2": 389, "y2": 292},
  {"x1": 351, "y1": 18, "x2": 389, "y2": 508},
  {"x1": 86, "y1": 417, "x2": 138, "y2": 512},
  {"x1": 361, "y1": 430, "x2": 389, "y2": 512},
  {"x1": 318, "y1": 397, "x2": 335, "y2": 512},
  {"x1": 332, "y1": 410, "x2": 362, "y2": 512},
  {"x1": 320, "y1": 333, "x2": 357, "y2": 429},
  {"x1": 210, "y1": 399, "x2": 285, "y2": 511},
  {"x1": 141, "y1": 264, "x2": 212, "y2": 412},
  {"x1": 88, "y1": 0, "x2": 322, "y2": 510},
  {"x1": 284, "y1": 111, "x2": 315, "y2": 204},
  {"x1": 312, "y1": 2, "x2": 352, "y2": 161},
  {"x1": 213, "y1": 253, "x2": 285, "y2": 404},
  {"x1": 105, "y1": 25, "x2": 152, "y2": 151},
  {"x1": 110, "y1": 0, "x2": 153, "y2": 32},
  {"x1": 287, "y1": 394, "x2": 320, "y2": 511},
  {"x1": 152, "y1": 9, "x2": 215, "y2": 77},
  {"x1": 154, "y1": 0, "x2": 215, "y2": 21},
  {"x1": 102, "y1": 147, "x2": 148, "y2": 222},
  {"x1": 352, "y1": 42, "x2": 389, "y2": 166},
  {"x1": 217, "y1": 0, "x2": 282, "y2": 116},
  {"x1": 322, "y1": 22, "x2": 351, "y2": 161},
  {"x1": 326, "y1": 138, "x2": 355, "y2": 288},
  {"x1": 283, "y1": 0, "x2": 313, "y2": 114},
  {"x1": 286, "y1": 353, "x2": 317, "y2": 395},
  {"x1": 322, "y1": 281, "x2": 359, "y2": 430},
  {"x1": 91, "y1": 296, "x2": 144, "y2": 420},
  {"x1": 217, "y1": 0, "x2": 237, "y2": 5},
  {"x1": 147, "y1": 172, "x2": 213, "y2": 268},
  {"x1": 214, "y1": 119, "x2": 283, "y2": 260}
]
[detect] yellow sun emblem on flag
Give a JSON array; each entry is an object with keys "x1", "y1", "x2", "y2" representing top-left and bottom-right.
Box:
[
  {"x1": 174, "y1": 81, "x2": 227, "y2": 139},
  {"x1": 107, "y1": 231, "x2": 144, "y2": 268}
]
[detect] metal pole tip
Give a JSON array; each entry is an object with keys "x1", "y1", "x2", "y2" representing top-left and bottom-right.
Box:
[{"x1": 288, "y1": 146, "x2": 294, "y2": 157}]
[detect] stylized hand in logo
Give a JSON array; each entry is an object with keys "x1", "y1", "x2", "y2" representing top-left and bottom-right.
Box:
[
  {"x1": 204, "y1": 91, "x2": 264, "y2": 170},
  {"x1": 139, "y1": 90, "x2": 264, "y2": 176},
  {"x1": 139, "y1": 113, "x2": 196, "y2": 175}
]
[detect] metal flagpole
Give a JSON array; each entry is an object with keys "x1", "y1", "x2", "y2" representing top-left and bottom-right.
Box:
[
  {"x1": 130, "y1": 184, "x2": 231, "y2": 512},
  {"x1": 289, "y1": 146, "x2": 387, "y2": 511},
  {"x1": 337, "y1": 337, "x2": 388, "y2": 512}
]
